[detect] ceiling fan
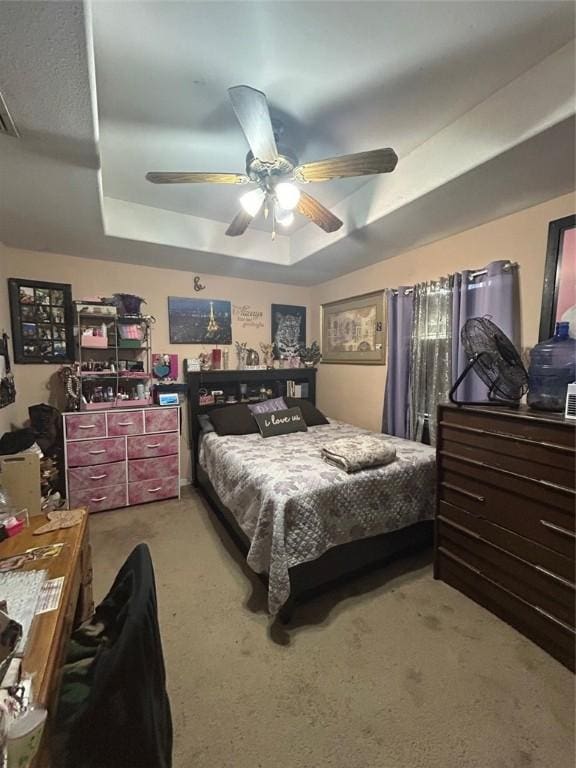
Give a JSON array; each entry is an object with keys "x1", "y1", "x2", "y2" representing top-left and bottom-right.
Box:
[{"x1": 145, "y1": 85, "x2": 398, "y2": 238}]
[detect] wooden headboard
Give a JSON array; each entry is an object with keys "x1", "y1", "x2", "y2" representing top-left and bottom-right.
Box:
[{"x1": 187, "y1": 368, "x2": 317, "y2": 485}]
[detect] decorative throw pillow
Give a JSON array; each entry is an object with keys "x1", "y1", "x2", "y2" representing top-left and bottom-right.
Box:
[
  {"x1": 209, "y1": 404, "x2": 259, "y2": 436},
  {"x1": 284, "y1": 397, "x2": 329, "y2": 426},
  {"x1": 253, "y1": 407, "x2": 308, "y2": 438},
  {"x1": 248, "y1": 396, "x2": 287, "y2": 415}
]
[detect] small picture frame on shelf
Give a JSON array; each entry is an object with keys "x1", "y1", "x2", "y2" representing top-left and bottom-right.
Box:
[{"x1": 8, "y1": 279, "x2": 74, "y2": 364}]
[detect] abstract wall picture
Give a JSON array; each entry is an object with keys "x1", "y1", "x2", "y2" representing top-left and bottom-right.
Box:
[
  {"x1": 8, "y1": 279, "x2": 74, "y2": 364},
  {"x1": 271, "y1": 304, "x2": 306, "y2": 358},
  {"x1": 168, "y1": 297, "x2": 232, "y2": 344},
  {"x1": 539, "y1": 215, "x2": 576, "y2": 340},
  {"x1": 321, "y1": 291, "x2": 386, "y2": 364}
]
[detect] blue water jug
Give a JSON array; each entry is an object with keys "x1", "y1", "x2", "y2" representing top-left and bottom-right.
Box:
[{"x1": 528, "y1": 322, "x2": 576, "y2": 412}]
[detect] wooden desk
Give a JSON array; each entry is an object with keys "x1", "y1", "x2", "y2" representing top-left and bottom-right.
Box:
[{"x1": 0, "y1": 510, "x2": 93, "y2": 767}]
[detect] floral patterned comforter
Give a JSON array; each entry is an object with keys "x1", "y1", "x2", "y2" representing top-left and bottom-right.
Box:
[{"x1": 199, "y1": 420, "x2": 436, "y2": 614}]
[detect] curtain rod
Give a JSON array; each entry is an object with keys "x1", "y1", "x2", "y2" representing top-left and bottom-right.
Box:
[{"x1": 391, "y1": 261, "x2": 516, "y2": 294}]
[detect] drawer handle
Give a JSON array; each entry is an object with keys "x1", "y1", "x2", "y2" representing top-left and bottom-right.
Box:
[
  {"x1": 79, "y1": 424, "x2": 96, "y2": 430},
  {"x1": 117, "y1": 421, "x2": 134, "y2": 426},
  {"x1": 438, "y1": 546, "x2": 482, "y2": 575},
  {"x1": 540, "y1": 520, "x2": 576, "y2": 539},
  {"x1": 147, "y1": 487, "x2": 162, "y2": 493},
  {"x1": 89, "y1": 449, "x2": 106, "y2": 455},
  {"x1": 89, "y1": 473, "x2": 107, "y2": 480},
  {"x1": 442, "y1": 482, "x2": 485, "y2": 503},
  {"x1": 437, "y1": 516, "x2": 481, "y2": 539},
  {"x1": 534, "y1": 606, "x2": 575, "y2": 634},
  {"x1": 534, "y1": 564, "x2": 575, "y2": 590},
  {"x1": 90, "y1": 496, "x2": 107, "y2": 502},
  {"x1": 146, "y1": 443, "x2": 161, "y2": 448}
]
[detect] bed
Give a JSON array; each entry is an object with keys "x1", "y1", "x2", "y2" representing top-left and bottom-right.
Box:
[{"x1": 197, "y1": 416, "x2": 435, "y2": 616}]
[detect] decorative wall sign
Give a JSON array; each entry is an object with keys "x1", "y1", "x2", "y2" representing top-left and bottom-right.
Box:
[
  {"x1": 271, "y1": 304, "x2": 306, "y2": 358},
  {"x1": 168, "y1": 297, "x2": 232, "y2": 344},
  {"x1": 321, "y1": 290, "x2": 386, "y2": 365},
  {"x1": 8, "y1": 279, "x2": 74, "y2": 364},
  {"x1": 233, "y1": 304, "x2": 265, "y2": 330},
  {"x1": 193, "y1": 276, "x2": 206, "y2": 292},
  {"x1": 253, "y1": 407, "x2": 308, "y2": 438},
  {"x1": 539, "y1": 214, "x2": 576, "y2": 340}
]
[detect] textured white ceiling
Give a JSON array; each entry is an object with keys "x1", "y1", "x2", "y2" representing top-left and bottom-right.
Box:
[{"x1": 0, "y1": 1, "x2": 574, "y2": 285}]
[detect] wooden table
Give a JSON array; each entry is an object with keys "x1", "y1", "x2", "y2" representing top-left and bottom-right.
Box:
[{"x1": 0, "y1": 510, "x2": 93, "y2": 767}]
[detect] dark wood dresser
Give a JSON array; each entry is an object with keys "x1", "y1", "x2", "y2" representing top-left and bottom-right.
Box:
[{"x1": 435, "y1": 404, "x2": 575, "y2": 671}]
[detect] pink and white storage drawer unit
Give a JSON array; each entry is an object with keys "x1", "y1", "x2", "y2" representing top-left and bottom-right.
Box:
[{"x1": 64, "y1": 406, "x2": 181, "y2": 513}]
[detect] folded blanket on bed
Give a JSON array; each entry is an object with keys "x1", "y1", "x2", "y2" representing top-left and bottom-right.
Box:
[{"x1": 321, "y1": 435, "x2": 397, "y2": 473}]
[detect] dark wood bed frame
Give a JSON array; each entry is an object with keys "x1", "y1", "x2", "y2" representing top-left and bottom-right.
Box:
[{"x1": 187, "y1": 368, "x2": 433, "y2": 621}]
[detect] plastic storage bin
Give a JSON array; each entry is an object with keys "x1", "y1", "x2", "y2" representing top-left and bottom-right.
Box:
[{"x1": 528, "y1": 322, "x2": 576, "y2": 412}]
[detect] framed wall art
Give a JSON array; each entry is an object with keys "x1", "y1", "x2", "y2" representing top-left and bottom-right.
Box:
[
  {"x1": 539, "y1": 214, "x2": 576, "y2": 341},
  {"x1": 168, "y1": 297, "x2": 232, "y2": 344},
  {"x1": 321, "y1": 290, "x2": 386, "y2": 364},
  {"x1": 8, "y1": 279, "x2": 74, "y2": 364},
  {"x1": 0, "y1": 332, "x2": 16, "y2": 409},
  {"x1": 271, "y1": 304, "x2": 306, "y2": 358}
]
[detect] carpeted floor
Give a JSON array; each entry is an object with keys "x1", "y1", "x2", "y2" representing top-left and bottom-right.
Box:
[{"x1": 89, "y1": 489, "x2": 575, "y2": 768}]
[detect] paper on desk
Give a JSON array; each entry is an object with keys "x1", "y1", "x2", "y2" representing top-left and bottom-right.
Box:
[{"x1": 35, "y1": 577, "x2": 64, "y2": 614}]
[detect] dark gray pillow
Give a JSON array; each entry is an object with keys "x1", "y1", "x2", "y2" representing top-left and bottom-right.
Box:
[
  {"x1": 284, "y1": 398, "x2": 329, "y2": 426},
  {"x1": 209, "y1": 404, "x2": 259, "y2": 436},
  {"x1": 253, "y1": 407, "x2": 308, "y2": 438}
]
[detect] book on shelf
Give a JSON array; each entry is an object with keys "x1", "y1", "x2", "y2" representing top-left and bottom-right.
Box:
[{"x1": 294, "y1": 383, "x2": 309, "y2": 399}]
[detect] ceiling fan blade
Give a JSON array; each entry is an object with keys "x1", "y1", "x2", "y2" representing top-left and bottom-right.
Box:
[
  {"x1": 225, "y1": 209, "x2": 253, "y2": 237},
  {"x1": 146, "y1": 171, "x2": 249, "y2": 185},
  {"x1": 294, "y1": 148, "x2": 398, "y2": 183},
  {"x1": 228, "y1": 85, "x2": 278, "y2": 163},
  {"x1": 296, "y1": 191, "x2": 343, "y2": 233}
]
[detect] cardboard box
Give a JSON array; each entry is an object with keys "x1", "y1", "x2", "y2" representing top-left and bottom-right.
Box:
[{"x1": 0, "y1": 453, "x2": 41, "y2": 517}]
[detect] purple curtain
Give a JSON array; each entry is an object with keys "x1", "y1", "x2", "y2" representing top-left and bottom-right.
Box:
[
  {"x1": 383, "y1": 288, "x2": 413, "y2": 437},
  {"x1": 452, "y1": 260, "x2": 519, "y2": 400}
]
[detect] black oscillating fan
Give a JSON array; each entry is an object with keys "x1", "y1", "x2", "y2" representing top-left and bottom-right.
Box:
[{"x1": 449, "y1": 317, "x2": 528, "y2": 406}]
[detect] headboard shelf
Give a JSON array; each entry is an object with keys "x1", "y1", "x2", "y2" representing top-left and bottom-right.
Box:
[{"x1": 187, "y1": 367, "x2": 317, "y2": 485}]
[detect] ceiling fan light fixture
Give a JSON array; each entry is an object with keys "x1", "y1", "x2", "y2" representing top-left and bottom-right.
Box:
[
  {"x1": 275, "y1": 203, "x2": 295, "y2": 227},
  {"x1": 275, "y1": 182, "x2": 300, "y2": 211},
  {"x1": 239, "y1": 187, "x2": 265, "y2": 217}
]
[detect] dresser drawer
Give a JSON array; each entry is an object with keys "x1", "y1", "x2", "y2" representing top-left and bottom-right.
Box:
[
  {"x1": 438, "y1": 501, "x2": 574, "y2": 582},
  {"x1": 437, "y1": 549, "x2": 575, "y2": 671},
  {"x1": 68, "y1": 483, "x2": 127, "y2": 514},
  {"x1": 127, "y1": 432, "x2": 179, "y2": 459},
  {"x1": 440, "y1": 464, "x2": 574, "y2": 558},
  {"x1": 67, "y1": 437, "x2": 126, "y2": 468},
  {"x1": 438, "y1": 519, "x2": 575, "y2": 628},
  {"x1": 144, "y1": 407, "x2": 178, "y2": 434},
  {"x1": 440, "y1": 424, "x2": 575, "y2": 490},
  {"x1": 440, "y1": 408, "x2": 574, "y2": 448},
  {"x1": 107, "y1": 410, "x2": 144, "y2": 436},
  {"x1": 128, "y1": 454, "x2": 179, "y2": 483},
  {"x1": 68, "y1": 461, "x2": 127, "y2": 492},
  {"x1": 128, "y1": 476, "x2": 179, "y2": 505},
  {"x1": 441, "y1": 453, "x2": 574, "y2": 514},
  {"x1": 65, "y1": 413, "x2": 107, "y2": 440}
]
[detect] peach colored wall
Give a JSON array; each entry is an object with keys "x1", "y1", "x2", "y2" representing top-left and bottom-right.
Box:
[
  {"x1": 1, "y1": 191, "x2": 574, "y2": 475},
  {"x1": 312, "y1": 193, "x2": 575, "y2": 431},
  {"x1": 0, "y1": 246, "x2": 311, "y2": 480}
]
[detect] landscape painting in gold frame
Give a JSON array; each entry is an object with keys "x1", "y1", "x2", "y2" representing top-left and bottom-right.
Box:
[{"x1": 321, "y1": 290, "x2": 386, "y2": 365}]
